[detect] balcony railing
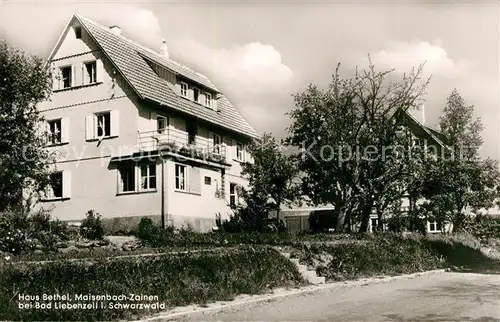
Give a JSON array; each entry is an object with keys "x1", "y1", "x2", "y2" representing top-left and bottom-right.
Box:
[{"x1": 137, "y1": 129, "x2": 226, "y2": 163}]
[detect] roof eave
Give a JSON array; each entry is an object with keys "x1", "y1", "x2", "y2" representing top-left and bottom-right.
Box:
[{"x1": 75, "y1": 15, "x2": 145, "y2": 100}]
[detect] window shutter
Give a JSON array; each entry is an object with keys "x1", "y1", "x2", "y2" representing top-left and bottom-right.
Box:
[
  {"x1": 96, "y1": 59, "x2": 104, "y2": 83},
  {"x1": 85, "y1": 115, "x2": 95, "y2": 141},
  {"x1": 51, "y1": 66, "x2": 58, "y2": 91},
  {"x1": 61, "y1": 117, "x2": 70, "y2": 143},
  {"x1": 81, "y1": 63, "x2": 85, "y2": 85},
  {"x1": 62, "y1": 171, "x2": 71, "y2": 198},
  {"x1": 208, "y1": 132, "x2": 214, "y2": 150},
  {"x1": 72, "y1": 65, "x2": 76, "y2": 87},
  {"x1": 111, "y1": 110, "x2": 120, "y2": 137},
  {"x1": 189, "y1": 166, "x2": 201, "y2": 195},
  {"x1": 232, "y1": 139, "x2": 236, "y2": 160}
]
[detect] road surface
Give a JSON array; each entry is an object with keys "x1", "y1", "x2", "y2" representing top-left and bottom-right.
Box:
[{"x1": 176, "y1": 272, "x2": 500, "y2": 321}]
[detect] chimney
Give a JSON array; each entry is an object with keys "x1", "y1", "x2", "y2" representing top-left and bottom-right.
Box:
[
  {"x1": 160, "y1": 38, "x2": 169, "y2": 59},
  {"x1": 109, "y1": 25, "x2": 121, "y2": 35}
]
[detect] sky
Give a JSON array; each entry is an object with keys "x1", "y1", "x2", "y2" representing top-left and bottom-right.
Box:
[{"x1": 0, "y1": 0, "x2": 498, "y2": 159}]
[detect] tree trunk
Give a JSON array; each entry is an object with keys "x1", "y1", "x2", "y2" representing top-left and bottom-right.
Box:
[
  {"x1": 359, "y1": 200, "x2": 374, "y2": 232},
  {"x1": 336, "y1": 206, "x2": 346, "y2": 232}
]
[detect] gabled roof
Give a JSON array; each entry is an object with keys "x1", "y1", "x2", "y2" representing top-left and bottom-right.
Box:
[
  {"x1": 58, "y1": 14, "x2": 259, "y2": 139},
  {"x1": 403, "y1": 110, "x2": 446, "y2": 147}
]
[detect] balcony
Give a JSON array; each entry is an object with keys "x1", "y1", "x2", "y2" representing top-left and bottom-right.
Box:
[{"x1": 137, "y1": 130, "x2": 227, "y2": 164}]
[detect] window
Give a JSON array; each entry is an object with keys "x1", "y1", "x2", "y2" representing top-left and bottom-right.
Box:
[
  {"x1": 118, "y1": 163, "x2": 135, "y2": 193},
  {"x1": 428, "y1": 220, "x2": 442, "y2": 233},
  {"x1": 86, "y1": 110, "x2": 119, "y2": 141},
  {"x1": 75, "y1": 26, "x2": 82, "y2": 39},
  {"x1": 140, "y1": 163, "x2": 156, "y2": 190},
  {"x1": 84, "y1": 61, "x2": 97, "y2": 84},
  {"x1": 236, "y1": 142, "x2": 244, "y2": 161},
  {"x1": 204, "y1": 176, "x2": 211, "y2": 185},
  {"x1": 180, "y1": 82, "x2": 188, "y2": 98},
  {"x1": 48, "y1": 119, "x2": 62, "y2": 145},
  {"x1": 212, "y1": 134, "x2": 222, "y2": 154},
  {"x1": 157, "y1": 117, "x2": 168, "y2": 134},
  {"x1": 175, "y1": 164, "x2": 187, "y2": 191},
  {"x1": 193, "y1": 87, "x2": 200, "y2": 102},
  {"x1": 49, "y1": 172, "x2": 63, "y2": 198},
  {"x1": 371, "y1": 218, "x2": 379, "y2": 232},
  {"x1": 205, "y1": 92, "x2": 212, "y2": 108},
  {"x1": 229, "y1": 183, "x2": 238, "y2": 207},
  {"x1": 96, "y1": 112, "x2": 111, "y2": 138},
  {"x1": 187, "y1": 122, "x2": 197, "y2": 145},
  {"x1": 60, "y1": 66, "x2": 72, "y2": 88}
]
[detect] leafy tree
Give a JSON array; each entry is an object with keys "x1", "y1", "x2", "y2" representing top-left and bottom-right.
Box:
[
  {"x1": 0, "y1": 40, "x2": 53, "y2": 212},
  {"x1": 420, "y1": 90, "x2": 500, "y2": 232},
  {"x1": 287, "y1": 60, "x2": 429, "y2": 232},
  {"x1": 241, "y1": 133, "x2": 300, "y2": 222}
]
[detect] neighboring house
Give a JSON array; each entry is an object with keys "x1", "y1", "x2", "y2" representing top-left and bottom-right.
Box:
[
  {"x1": 273, "y1": 107, "x2": 453, "y2": 234},
  {"x1": 36, "y1": 14, "x2": 258, "y2": 232}
]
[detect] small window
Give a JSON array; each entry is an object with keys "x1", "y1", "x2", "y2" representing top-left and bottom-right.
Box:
[
  {"x1": 175, "y1": 164, "x2": 187, "y2": 191},
  {"x1": 236, "y1": 142, "x2": 244, "y2": 161},
  {"x1": 96, "y1": 112, "x2": 111, "y2": 137},
  {"x1": 75, "y1": 26, "x2": 82, "y2": 39},
  {"x1": 193, "y1": 87, "x2": 200, "y2": 102},
  {"x1": 157, "y1": 117, "x2": 168, "y2": 134},
  {"x1": 48, "y1": 119, "x2": 62, "y2": 145},
  {"x1": 180, "y1": 82, "x2": 188, "y2": 98},
  {"x1": 205, "y1": 92, "x2": 212, "y2": 108},
  {"x1": 49, "y1": 172, "x2": 63, "y2": 198},
  {"x1": 85, "y1": 61, "x2": 97, "y2": 84},
  {"x1": 204, "y1": 176, "x2": 211, "y2": 185},
  {"x1": 60, "y1": 66, "x2": 72, "y2": 88},
  {"x1": 118, "y1": 163, "x2": 135, "y2": 193},
  {"x1": 229, "y1": 183, "x2": 238, "y2": 207},
  {"x1": 429, "y1": 220, "x2": 441, "y2": 232},
  {"x1": 371, "y1": 218, "x2": 379, "y2": 232},
  {"x1": 140, "y1": 163, "x2": 156, "y2": 190},
  {"x1": 212, "y1": 134, "x2": 222, "y2": 154}
]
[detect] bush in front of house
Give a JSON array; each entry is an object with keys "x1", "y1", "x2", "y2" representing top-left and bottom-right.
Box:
[
  {"x1": 0, "y1": 246, "x2": 305, "y2": 321},
  {"x1": 80, "y1": 210, "x2": 105, "y2": 240},
  {"x1": 462, "y1": 214, "x2": 500, "y2": 242},
  {"x1": 0, "y1": 209, "x2": 71, "y2": 254}
]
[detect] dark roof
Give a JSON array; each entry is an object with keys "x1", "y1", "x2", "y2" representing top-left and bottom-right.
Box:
[{"x1": 75, "y1": 15, "x2": 259, "y2": 139}]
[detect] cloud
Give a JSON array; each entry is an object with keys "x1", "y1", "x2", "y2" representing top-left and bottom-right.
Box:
[
  {"x1": 371, "y1": 41, "x2": 473, "y2": 78},
  {"x1": 172, "y1": 35, "x2": 293, "y2": 97},
  {"x1": 0, "y1": 2, "x2": 163, "y2": 57},
  {"x1": 169, "y1": 35, "x2": 294, "y2": 134}
]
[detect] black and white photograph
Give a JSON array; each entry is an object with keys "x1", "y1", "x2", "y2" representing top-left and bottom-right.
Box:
[{"x1": 0, "y1": 0, "x2": 499, "y2": 320}]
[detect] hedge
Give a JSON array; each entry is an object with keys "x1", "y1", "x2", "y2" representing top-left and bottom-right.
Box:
[
  {"x1": 297, "y1": 232, "x2": 500, "y2": 281},
  {"x1": 0, "y1": 246, "x2": 305, "y2": 321}
]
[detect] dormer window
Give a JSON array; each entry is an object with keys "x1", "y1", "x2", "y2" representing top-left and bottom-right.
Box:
[
  {"x1": 205, "y1": 92, "x2": 212, "y2": 108},
  {"x1": 180, "y1": 82, "x2": 188, "y2": 98},
  {"x1": 193, "y1": 87, "x2": 200, "y2": 102}
]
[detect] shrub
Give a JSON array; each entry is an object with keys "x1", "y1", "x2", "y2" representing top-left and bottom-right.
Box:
[
  {"x1": 0, "y1": 209, "x2": 70, "y2": 254},
  {"x1": 80, "y1": 210, "x2": 105, "y2": 240},
  {"x1": 298, "y1": 232, "x2": 499, "y2": 282},
  {"x1": 463, "y1": 214, "x2": 500, "y2": 242},
  {"x1": 0, "y1": 214, "x2": 35, "y2": 254},
  {"x1": 0, "y1": 246, "x2": 305, "y2": 320}
]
